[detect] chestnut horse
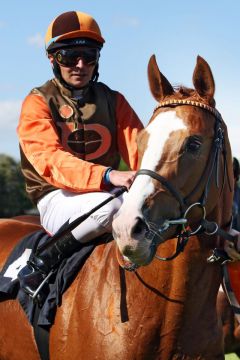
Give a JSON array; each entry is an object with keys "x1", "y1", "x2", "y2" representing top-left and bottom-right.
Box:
[{"x1": 0, "y1": 55, "x2": 233, "y2": 360}]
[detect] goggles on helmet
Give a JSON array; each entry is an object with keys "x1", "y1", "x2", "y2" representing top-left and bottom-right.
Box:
[{"x1": 54, "y1": 48, "x2": 100, "y2": 67}]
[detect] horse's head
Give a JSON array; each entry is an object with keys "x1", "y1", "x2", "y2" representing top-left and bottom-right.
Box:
[{"x1": 112, "y1": 55, "x2": 233, "y2": 266}]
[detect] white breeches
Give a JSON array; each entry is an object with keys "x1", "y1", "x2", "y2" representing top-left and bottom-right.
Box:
[{"x1": 37, "y1": 189, "x2": 124, "y2": 243}]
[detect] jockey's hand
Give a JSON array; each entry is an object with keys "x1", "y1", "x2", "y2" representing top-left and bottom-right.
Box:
[
  {"x1": 224, "y1": 229, "x2": 240, "y2": 261},
  {"x1": 109, "y1": 170, "x2": 136, "y2": 190}
]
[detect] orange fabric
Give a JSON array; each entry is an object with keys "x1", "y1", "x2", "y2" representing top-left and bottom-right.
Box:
[
  {"x1": 226, "y1": 262, "x2": 240, "y2": 304},
  {"x1": 17, "y1": 92, "x2": 143, "y2": 193},
  {"x1": 45, "y1": 11, "x2": 105, "y2": 49},
  {"x1": 116, "y1": 94, "x2": 143, "y2": 170}
]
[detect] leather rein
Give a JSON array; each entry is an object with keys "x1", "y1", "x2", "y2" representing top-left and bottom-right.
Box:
[{"x1": 134, "y1": 99, "x2": 232, "y2": 262}]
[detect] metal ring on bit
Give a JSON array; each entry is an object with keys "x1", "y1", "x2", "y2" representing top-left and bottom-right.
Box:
[{"x1": 182, "y1": 202, "x2": 206, "y2": 235}]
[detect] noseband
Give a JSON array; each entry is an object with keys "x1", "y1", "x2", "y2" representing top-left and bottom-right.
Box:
[{"x1": 134, "y1": 99, "x2": 232, "y2": 261}]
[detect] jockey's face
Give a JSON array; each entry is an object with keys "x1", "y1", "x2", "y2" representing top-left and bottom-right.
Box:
[{"x1": 49, "y1": 47, "x2": 97, "y2": 89}]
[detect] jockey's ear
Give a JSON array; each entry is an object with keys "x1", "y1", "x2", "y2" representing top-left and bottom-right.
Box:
[
  {"x1": 193, "y1": 55, "x2": 215, "y2": 101},
  {"x1": 147, "y1": 55, "x2": 174, "y2": 102}
]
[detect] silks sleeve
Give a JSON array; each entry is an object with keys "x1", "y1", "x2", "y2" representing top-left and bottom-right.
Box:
[{"x1": 116, "y1": 93, "x2": 144, "y2": 170}]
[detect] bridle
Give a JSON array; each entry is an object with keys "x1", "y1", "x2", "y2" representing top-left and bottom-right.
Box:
[{"x1": 134, "y1": 99, "x2": 232, "y2": 261}]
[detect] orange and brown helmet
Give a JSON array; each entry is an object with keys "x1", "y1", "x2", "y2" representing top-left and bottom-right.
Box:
[{"x1": 45, "y1": 11, "x2": 105, "y2": 53}]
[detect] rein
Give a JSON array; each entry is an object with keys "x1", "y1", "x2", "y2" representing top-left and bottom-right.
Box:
[{"x1": 134, "y1": 99, "x2": 232, "y2": 262}]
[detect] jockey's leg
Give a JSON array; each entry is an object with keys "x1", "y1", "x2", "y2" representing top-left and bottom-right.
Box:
[
  {"x1": 18, "y1": 189, "x2": 123, "y2": 300},
  {"x1": 38, "y1": 188, "x2": 123, "y2": 242}
]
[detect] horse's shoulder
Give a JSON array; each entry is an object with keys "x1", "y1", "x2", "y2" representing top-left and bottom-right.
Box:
[
  {"x1": 62, "y1": 240, "x2": 118, "y2": 298},
  {"x1": 83, "y1": 239, "x2": 118, "y2": 274},
  {"x1": 54, "y1": 239, "x2": 120, "y2": 333}
]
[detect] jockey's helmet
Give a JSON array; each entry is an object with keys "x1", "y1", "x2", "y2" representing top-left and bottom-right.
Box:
[
  {"x1": 45, "y1": 11, "x2": 105, "y2": 54},
  {"x1": 45, "y1": 11, "x2": 105, "y2": 85}
]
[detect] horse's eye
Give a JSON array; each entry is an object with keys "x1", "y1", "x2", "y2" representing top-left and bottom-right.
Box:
[{"x1": 185, "y1": 136, "x2": 202, "y2": 153}]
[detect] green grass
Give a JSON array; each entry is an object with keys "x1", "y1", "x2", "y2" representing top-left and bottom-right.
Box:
[{"x1": 225, "y1": 354, "x2": 240, "y2": 359}]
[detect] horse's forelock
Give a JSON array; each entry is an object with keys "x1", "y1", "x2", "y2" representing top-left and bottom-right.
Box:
[{"x1": 170, "y1": 85, "x2": 216, "y2": 107}]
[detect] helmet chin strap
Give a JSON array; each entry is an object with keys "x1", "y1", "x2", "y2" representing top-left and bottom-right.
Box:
[{"x1": 92, "y1": 63, "x2": 99, "y2": 82}]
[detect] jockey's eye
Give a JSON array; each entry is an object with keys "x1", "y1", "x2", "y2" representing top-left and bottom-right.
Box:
[{"x1": 185, "y1": 136, "x2": 202, "y2": 153}]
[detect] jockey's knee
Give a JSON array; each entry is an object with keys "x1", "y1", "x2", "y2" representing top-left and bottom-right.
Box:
[{"x1": 91, "y1": 196, "x2": 122, "y2": 232}]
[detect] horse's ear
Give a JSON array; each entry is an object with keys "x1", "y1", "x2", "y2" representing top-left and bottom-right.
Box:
[
  {"x1": 193, "y1": 56, "x2": 215, "y2": 100},
  {"x1": 148, "y1": 55, "x2": 174, "y2": 102}
]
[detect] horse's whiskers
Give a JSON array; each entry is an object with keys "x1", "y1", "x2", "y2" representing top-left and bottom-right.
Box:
[
  {"x1": 144, "y1": 220, "x2": 163, "y2": 242},
  {"x1": 146, "y1": 220, "x2": 162, "y2": 234}
]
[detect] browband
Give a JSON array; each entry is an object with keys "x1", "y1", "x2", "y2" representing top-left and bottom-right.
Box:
[{"x1": 154, "y1": 99, "x2": 222, "y2": 121}]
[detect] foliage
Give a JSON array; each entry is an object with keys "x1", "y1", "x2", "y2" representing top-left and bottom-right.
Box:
[
  {"x1": 225, "y1": 354, "x2": 240, "y2": 359},
  {"x1": 118, "y1": 158, "x2": 129, "y2": 171},
  {"x1": 0, "y1": 155, "x2": 129, "y2": 218},
  {"x1": 0, "y1": 153, "x2": 33, "y2": 217}
]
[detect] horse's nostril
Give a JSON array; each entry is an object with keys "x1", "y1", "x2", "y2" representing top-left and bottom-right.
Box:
[{"x1": 131, "y1": 217, "x2": 147, "y2": 237}]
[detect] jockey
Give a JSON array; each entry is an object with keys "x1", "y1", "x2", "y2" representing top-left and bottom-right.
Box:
[
  {"x1": 232, "y1": 157, "x2": 240, "y2": 230},
  {"x1": 17, "y1": 11, "x2": 143, "y2": 297},
  {"x1": 224, "y1": 158, "x2": 240, "y2": 260}
]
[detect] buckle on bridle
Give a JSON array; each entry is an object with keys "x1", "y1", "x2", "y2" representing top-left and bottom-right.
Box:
[{"x1": 207, "y1": 248, "x2": 232, "y2": 264}]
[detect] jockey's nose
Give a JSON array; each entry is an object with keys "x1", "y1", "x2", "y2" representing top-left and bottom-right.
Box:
[
  {"x1": 131, "y1": 217, "x2": 148, "y2": 238},
  {"x1": 75, "y1": 58, "x2": 88, "y2": 68}
]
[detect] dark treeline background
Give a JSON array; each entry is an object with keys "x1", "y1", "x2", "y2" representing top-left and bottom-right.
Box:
[
  {"x1": 0, "y1": 153, "x2": 34, "y2": 217},
  {"x1": 0, "y1": 154, "x2": 128, "y2": 218}
]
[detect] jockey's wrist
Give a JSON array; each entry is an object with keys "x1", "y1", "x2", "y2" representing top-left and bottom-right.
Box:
[{"x1": 103, "y1": 167, "x2": 113, "y2": 185}]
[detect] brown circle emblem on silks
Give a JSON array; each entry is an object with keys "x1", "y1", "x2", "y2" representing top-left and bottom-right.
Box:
[
  {"x1": 67, "y1": 129, "x2": 85, "y2": 154},
  {"x1": 67, "y1": 129, "x2": 103, "y2": 155},
  {"x1": 56, "y1": 121, "x2": 112, "y2": 160},
  {"x1": 59, "y1": 104, "x2": 74, "y2": 119}
]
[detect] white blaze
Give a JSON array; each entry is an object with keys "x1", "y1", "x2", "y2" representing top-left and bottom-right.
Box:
[{"x1": 121, "y1": 111, "x2": 186, "y2": 213}]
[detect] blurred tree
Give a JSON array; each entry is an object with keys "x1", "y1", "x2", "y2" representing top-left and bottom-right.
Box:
[
  {"x1": 0, "y1": 153, "x2": 34, "y2": 217},
  {"x1": 0, "y1": 155, "x2": 129, "y2": 218},
  {"x1": 118, "y1": 158, "x2": 129, "y2": 171}
]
